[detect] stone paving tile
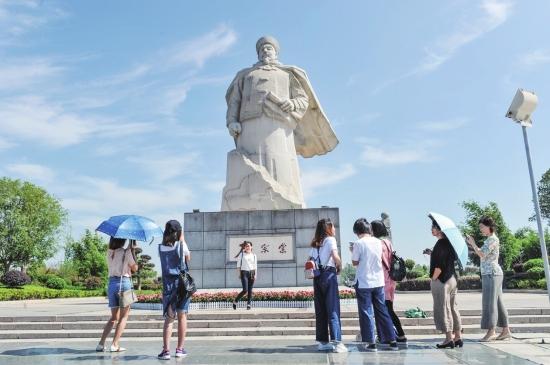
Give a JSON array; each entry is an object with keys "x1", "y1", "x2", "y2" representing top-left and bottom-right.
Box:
[{"x1": 0, "y1": 338, "x2": 539, "y2": 365}]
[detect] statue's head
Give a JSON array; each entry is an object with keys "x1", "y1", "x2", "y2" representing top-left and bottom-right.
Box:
[{"x1": 256, "y1": 36, "x2": 279, "y2": 64}]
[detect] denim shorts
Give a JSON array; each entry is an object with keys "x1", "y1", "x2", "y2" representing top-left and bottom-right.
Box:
[{"x1": 107, "y1": 276, "x2": 132, "y2": 308}]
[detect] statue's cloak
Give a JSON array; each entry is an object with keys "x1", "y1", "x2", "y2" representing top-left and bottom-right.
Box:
[{"x1": 226, "y1": 64, "x2": 339, "y2": 158}]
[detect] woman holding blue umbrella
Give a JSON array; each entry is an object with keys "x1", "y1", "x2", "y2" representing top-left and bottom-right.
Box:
[
  {"x1": 96, "y1": 237, "x2": 138, "y2": 352},
  {"x1": 426, "y1": 217, "x2": 463, "y2": 349}
]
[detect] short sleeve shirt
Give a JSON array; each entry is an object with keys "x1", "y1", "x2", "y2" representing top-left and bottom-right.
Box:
[
  {"x1": 351, "y1": 236, "x2": 385, "y2": 289},
  {"x1": 107, "y1": 248, "x2": 136, "y2": 277},
  {"x1": 309, "y1": 236, "x2": 338, "y2": 267},
  {"x1": 480, "y1": 234, "x2": 503, "y2": 276}
]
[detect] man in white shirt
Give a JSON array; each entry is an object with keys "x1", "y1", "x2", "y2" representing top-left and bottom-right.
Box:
[{"x1": 351, "y1": 218, "x2": 398, "y2": 352}]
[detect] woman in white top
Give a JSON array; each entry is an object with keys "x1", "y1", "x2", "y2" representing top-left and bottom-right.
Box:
[
  {"x1": 96, "y1": 237, "x2": 138, "y2": 353},
  {"x1": 309, "y1": 218, "x2": 347, "y2": 353},
  {"x1": 232, "y1": 241, "x2": 257, "y2": 310}
]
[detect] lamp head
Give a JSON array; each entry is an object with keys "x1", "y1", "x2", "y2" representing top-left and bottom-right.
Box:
[{"x1": 505, "y1": 89, "x2": 538, "y2": 127}]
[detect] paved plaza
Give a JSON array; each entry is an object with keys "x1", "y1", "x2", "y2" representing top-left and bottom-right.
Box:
[
  {"x1": 1, "y1": 291, "x2": 550, "y2": 364},
  {"x1": 0, "y1": 337, "x2": 548, "y2": 364}
]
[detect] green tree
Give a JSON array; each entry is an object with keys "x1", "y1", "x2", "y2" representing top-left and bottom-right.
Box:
[
  {"x1": 64, "y1": 230, "x2": 108, "y2": 283},
  {"x1": 133, "y1": 246, "x2": 156, "y2": 290},
  {"x1": 537, "y1": 168, "x2": 550, "y2": 225},
  {"x1": 404, "y1": 259, "x2": 416, "y2": 271},
  {"x1": 340, "y1": 263, "x2": 356, "y2": 286},
  {"x1": 515, "y1": 227, "x2": 550, "y2": 262},
  {"x1": 461, "y1": 201, "x2": 520, "y2": 270},
  {"x1": 0, "y1": 178, "x2": 66, "y2": 275}
]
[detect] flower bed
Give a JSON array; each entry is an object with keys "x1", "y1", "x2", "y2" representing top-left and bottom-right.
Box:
[{"x1": 137, "y1": 289, "x2": 356, "y2": 303}]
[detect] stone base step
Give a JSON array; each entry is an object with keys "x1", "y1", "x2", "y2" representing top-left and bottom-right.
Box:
[
  {"x1": 1, "y1": 315, "x2": 549, "y2": 331},
  {"x1": 0, "y1": 307, "x2": 548, "y2": 322},
  {"x1": 1, "y1": 323, "x2": 550, "y2": 339}
]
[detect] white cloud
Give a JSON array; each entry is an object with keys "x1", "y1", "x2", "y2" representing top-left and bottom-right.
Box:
[
  {"x1": 519, "y1": 49, "x2": 550, "y2": 68},
  {"x1": 89, "y1": 64, "x2": 151, "y2": 87},
  {"x1": 168, "y1": 24, "x2": 237, "y2": 68},
  {"x1": 0, "y1": 96, "x2": 157, "y2": 147},
  {"x1": 373, "y1": 0, "x2": 513, "y2": 94},
  {"x1": 126, "y1": 148, "x2": 200, "y2": 182},
  {"x1": 61, "y1": 176, "x2": 193, "y2": 217},
  {"x1": 205, "y1": 181, "x2": 225, "y2": 193},
  {"x1": 417, "y1": 118, "x2": 468, "y2": 132},
  {"x1": 0, "y1": 0, "x2": 66, "y2": 45},
  {"x1": 0, "y1": 58, "x2": 62, "y2": 90},
  {"x1": 360, "y1": 141, "x2": 437, "y2": 167},
  {"x1": 0, "y1": 136, "x2": 15, "y2": 149},
  {"x1": 415, "y1": 0, "x2": 513, "y2": 74},
  {"x1": 6, "y1": 163, "x2": 55, "y2": 182},
  {"x1": 301, "y1": 163, "x2": 357, "y2": 198}
]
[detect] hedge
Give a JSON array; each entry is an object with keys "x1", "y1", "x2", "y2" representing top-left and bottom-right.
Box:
[
  {"x1": 523, "y1": 258, "x2": 544, "y2": 271},
  {"x1": 0, "y1": 285, "x2": 104, "y2": 301},
  {"x1": 397, "y1": 276, "x2": 481, "y2": 291}
]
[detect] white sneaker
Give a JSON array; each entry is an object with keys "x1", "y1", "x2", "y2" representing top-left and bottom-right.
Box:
[
  {"x1": 333, "y1": 342, "x2": 348, "y2": 353},
  {"x1": 317, "y1": 342, "x2": 334, "y2": 351},
  {"x1": 95, "y1": 344, "x2": 105, "y2": 352}
]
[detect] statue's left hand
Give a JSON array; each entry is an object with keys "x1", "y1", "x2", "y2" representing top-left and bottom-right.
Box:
[{"x1": 280, "y1": 99, "x2": 294, "y2": 112}]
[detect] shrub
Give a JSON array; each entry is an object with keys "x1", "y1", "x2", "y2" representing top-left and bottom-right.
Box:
[
  {"x1": 516, "y1": 279, "x2": 535, "y2": 289},
  {"x1": 45, "y1": 276, "x2": 66, "y2": 289},
  {"x1": 463, "y1": 266, "x2": 480, "y2": 276},
  {"x1": 457, "y1": 276, "x2": 481, "y2": 290},
  {"x1": 526, "y1": 267, "x2": 545, "y2": 280},
  {"x1": 2, "y1": 270, "x2": 31, "y2": 287},
  {"x1": 536, "y1": 278, "x2": 547, "y2": 289},
  {"x1": 512, "y1": 263, "x2": 524, "y2": 273},
  {"x1": 504, "y1": 270, "x2": 514, "y2": 277},
  {"x1": 140, "y1": 281, "x2": 162, "y2": 291},
  {"x1": 0, "y1": 285, "x2": 104, "y2": 301},
  {"x1": 523, "y1": 258, "x2": 544, "y2": 271},
  {"x1": 397, "y1": 278, "x2": 431, "y2": 291},
  {"x1": 404, "y1": 259, "x2": 416, "y2": 271},
  {"x1": 405, "y1": 270, "x2": 423, "y2": 280},
  {"x1": 84, "y1": 276, "x2": 104, "y2": 290}
]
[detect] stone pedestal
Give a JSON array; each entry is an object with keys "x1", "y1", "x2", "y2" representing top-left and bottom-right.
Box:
[{"x1": 184, "y1": 207, "x2": 340, "y2": 288}]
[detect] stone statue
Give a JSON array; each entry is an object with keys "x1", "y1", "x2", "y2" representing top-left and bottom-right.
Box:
[{"x1": 221, "y1": 36, "x2": 338, "y2": 211}]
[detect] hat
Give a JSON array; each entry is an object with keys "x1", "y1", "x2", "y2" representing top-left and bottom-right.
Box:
[
  {"x1": 165, "y1": 219, "x2": 182, "y2": 234},
  {"x1": 256, "y1": 36, "x2": 280, "y2": 55}
]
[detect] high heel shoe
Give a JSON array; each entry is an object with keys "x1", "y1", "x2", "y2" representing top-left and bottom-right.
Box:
[
  {"x1": 454, "y1": 339, "x2": 464, "y2": 348},
  {"x1": 436, "y1": 341, "x2": 455, "y2": 349}
]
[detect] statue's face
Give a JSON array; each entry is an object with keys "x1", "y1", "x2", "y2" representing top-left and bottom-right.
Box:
[{"x1": 258, "y1": 43, "x2": 277, "y2": 63}]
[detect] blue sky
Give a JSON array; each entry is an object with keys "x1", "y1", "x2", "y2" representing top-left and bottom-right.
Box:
[{"x1": 1, "y1": 0, "x2": 549, "y2": 270}]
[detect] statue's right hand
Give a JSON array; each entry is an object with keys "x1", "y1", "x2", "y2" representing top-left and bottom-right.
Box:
[{"x1": 228, "y1": 122, "x2": 241, "y2": 138}]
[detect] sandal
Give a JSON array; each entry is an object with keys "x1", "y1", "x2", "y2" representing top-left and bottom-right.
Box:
[{"x1": 110, "y1": 345, "x2": 126, "y2": 352}]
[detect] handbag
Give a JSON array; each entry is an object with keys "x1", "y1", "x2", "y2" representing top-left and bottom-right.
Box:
[
  {"x1": 177, "y1": 241, "x2": 197, "y2": 303},
  {"x1": 116, "y1": 248, "x2": 137, "y2": 307}
]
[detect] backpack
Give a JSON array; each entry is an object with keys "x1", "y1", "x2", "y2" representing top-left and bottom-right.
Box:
[{"x1": 381, "y1": 239, "x2": 407, "y2": 282}]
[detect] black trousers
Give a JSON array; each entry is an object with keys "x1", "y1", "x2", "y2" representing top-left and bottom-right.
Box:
[
  {"x1": 385, "y1": 300, "x2": 405, "y2": 337},
  {"x1": 235, "y1": 270, "x2": 255, "y2": 305}
]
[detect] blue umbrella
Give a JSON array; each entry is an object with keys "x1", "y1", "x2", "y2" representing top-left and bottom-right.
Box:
[
  {"x1": 428, "y1": 212, "x2": 468, "y2": 269},
  {"x1": 96, "y1": 215, "x2": 163, "y2": 242}
]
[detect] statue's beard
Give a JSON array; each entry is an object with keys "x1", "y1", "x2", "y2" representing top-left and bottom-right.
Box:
[{"x1": 260, "y1": 55, "x2": 277, "y2": 64}]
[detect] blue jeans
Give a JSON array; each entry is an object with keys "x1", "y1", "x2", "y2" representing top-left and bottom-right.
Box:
[
  {"x1": 107, "y1": 276, "x2": 132, "y2": 308},
  {"x1": 355, "y1": 285, "x2": 396, "y2": 344},
  {"x1": 313, "y1": 269, "x2": 342, "y2": 342}
]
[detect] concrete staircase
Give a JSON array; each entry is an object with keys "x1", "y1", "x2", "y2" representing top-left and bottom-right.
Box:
[{"x1": 1, "y1": 308, "x2": 550, "y2": 340}]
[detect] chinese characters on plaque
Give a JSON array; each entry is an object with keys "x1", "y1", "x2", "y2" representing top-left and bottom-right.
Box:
[{"x1": 227, "y1": 235, "x2": 294, "y2": 262}]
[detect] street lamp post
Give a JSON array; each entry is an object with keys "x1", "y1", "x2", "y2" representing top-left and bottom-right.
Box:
[{"x1": 505, "y1": 89, "x2": 550, "y2": 302}]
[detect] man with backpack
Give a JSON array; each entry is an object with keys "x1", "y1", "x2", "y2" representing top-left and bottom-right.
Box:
[{"x1": 351, "y1": 218, "x2": 399, "y2": 352}]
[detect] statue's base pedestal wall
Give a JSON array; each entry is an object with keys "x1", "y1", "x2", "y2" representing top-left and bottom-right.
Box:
[{"x1": 184, "y1": 207, "x2": 340, "y2": 289}]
